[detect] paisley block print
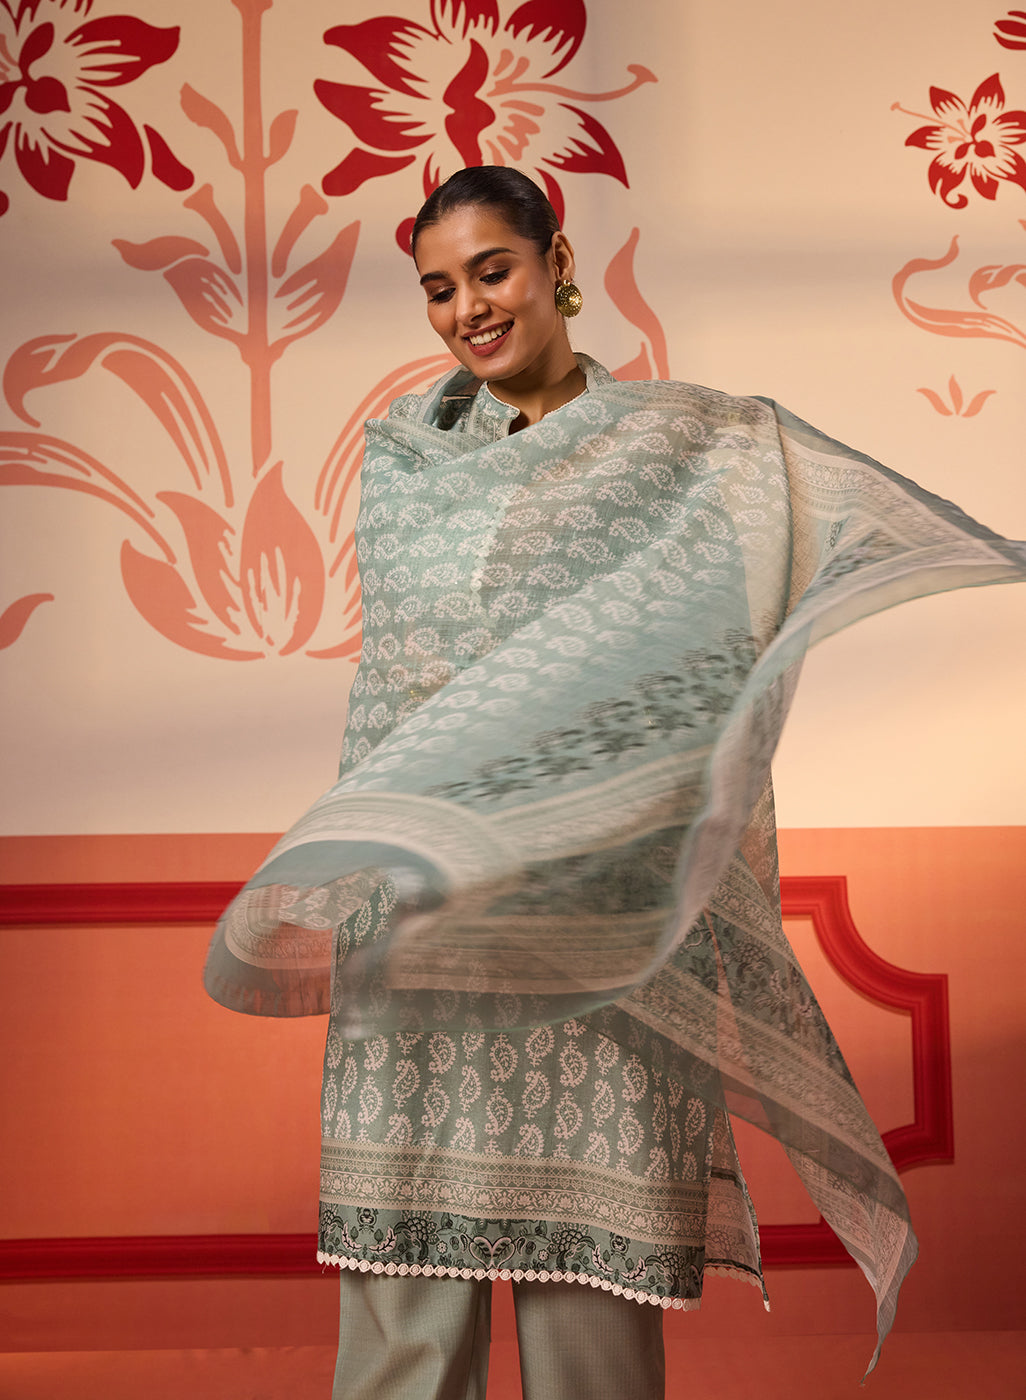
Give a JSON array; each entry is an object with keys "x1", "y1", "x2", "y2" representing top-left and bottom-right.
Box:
[
  {"x1": 311, "y1": 361, "x2": 783, "y2": 1307},
  {"x1": 208, "y1": 355, "x2": 1026, "y2": 1369},
  {"x1": 318, "y1": 1066, "x2": 764, "y2": 1308}
]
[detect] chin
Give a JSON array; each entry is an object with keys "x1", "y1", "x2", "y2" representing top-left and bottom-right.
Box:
[{"x1": 456, "y1": 354, "x2": 512, "y2": 381}]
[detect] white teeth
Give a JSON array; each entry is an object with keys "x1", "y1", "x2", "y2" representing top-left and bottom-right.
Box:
[{"x1": 468, "y1": 323, "x2": 511, "y2": 346}]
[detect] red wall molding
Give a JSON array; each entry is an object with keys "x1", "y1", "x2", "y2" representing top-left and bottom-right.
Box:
[
  {"x1": 0, "y1": 880, "x2": 240, "y2": 925},
  {"x1": 0, "y1": 875, "x2": 952, "y2": 1280},
  {"x1": 780, "y1": 875, "x2": 953, "y2": 1173},
  {"x1": 757, "y1": 874, "x2": 954, "y2": 1269},
  {"x1": 0, "y1": 1233, "x2": 323, "y2": 1280}
]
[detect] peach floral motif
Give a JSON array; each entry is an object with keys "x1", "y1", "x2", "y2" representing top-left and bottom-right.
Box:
[
  {"x1": 0, "y1": 590, "x2": 52, "y2": 649},
  {"x1": 892, "y1": 231, "x2": 1026, "y2": 352},
  {"x1": 0, "y1": 0, "x2": 192, "y2": 215},
  {"x1": 315, "y1": 0, "x2": 655, "y2": 247},
  {"x1": 0, "y1": 341, "x2": 454, "y2": 659},
  {"x1": 894, "y1": 74, "x2": 1026, "y2": 208},
  {"x1": 0, "y1": 0, "x2": 669, "y2": 660},
  {"x1": 916, "y1": 376, "x2": 995, "y2": 417}
]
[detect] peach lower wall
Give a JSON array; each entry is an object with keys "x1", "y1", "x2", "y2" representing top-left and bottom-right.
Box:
[{"x1": 1, "y1": 827, "x2": 1023, "y2": 1352}]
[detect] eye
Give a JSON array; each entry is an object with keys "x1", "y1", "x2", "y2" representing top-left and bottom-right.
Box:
[
  {"x1": 427, "y1": 287, "x2": 455, "y2": 304},
  {"x1": 480, "y1": 269, "x2": 509, "y2": 286}
]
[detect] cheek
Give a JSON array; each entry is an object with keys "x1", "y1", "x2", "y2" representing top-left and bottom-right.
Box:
[
  {"x1": 521, "y1": 278, "x2": 556, "y2": 319},
  {"x1": 425, "y1": 303, "x2": 451, "y2": 336}
]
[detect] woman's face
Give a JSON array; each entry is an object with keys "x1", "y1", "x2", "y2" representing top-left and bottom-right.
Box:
[{"x1": 414, "y1": 204, "x2": 576, "y2": 388}]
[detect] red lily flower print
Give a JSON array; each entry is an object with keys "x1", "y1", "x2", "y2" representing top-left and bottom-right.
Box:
[
  {"x1": 896, "y1": 74, "x2": 1026, "y2": 208},
  {"x1": 315, "y1": 0, "x2": 654, "y2": 246},
  {"x1": 995, "y1": 10, "x2": 1026, "y2": 49},
  {"x1": 0, "y1": 0, "x2": 192, "y2": 213}
]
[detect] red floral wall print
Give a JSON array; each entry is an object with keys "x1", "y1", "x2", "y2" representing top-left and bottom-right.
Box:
[
  {"x1": 995, "y1": 9, "x2": 1026, "y2": 49},
  {"x1": 0, "y1": 0, "x2": 662, "y2": 658},
  {"x1": 895, "y1": 74, "x2": 1026, "y2": 209},
  {"x1": 891, "y1": 15, "x2": 1026, "y2": 398},
  {"x1": 316, "y1": 0, "x2": 654, "y2": 248},
  {"x1": 0, "y1": 0, "x2": 192, "y2": 216}
]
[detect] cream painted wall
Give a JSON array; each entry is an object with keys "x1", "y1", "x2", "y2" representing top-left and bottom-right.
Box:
[{"x1": 0, "y1": 0, "x2": 1022, "y2": 834}]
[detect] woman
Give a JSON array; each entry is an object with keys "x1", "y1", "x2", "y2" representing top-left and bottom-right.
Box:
[{"x1": 205, "y1": 167, "x2": 1026, "y2": 1399}]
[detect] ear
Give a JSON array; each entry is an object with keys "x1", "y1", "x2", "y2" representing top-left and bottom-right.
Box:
[{"x1": 549, "y1": 231, "x2": 576, "y2": 283}]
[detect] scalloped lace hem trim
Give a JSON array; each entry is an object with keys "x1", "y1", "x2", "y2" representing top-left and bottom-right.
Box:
[{"x1": 317, "y1": 1252, "x2": 768, "y2": 1310}]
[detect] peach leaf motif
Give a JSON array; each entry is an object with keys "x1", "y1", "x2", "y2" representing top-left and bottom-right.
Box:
[
  {"x1": 0, "y1": 430, "x2": 173, "y2": 558},
  {"x1": 239, "y1": 463, "x2": 326, "y2": 656},
  {"x1": 184, "y1": 185, "x2": 243, "y2": 274},
  {"x1": 120, "y1": 541, "x2": 262, "y2": 660},
  {"x1": 968, "y1": 259, "x2": 1026, "y2": 301},
  {"x1": 0, "y1": 593, "x2": 54, "y2": 650},
  {"x1": 266, "y1": 109, "x2": 299, "y2": 166},
  {"x1": 604, "y1": 228, "x2": 670, "y2": 381},
  {"x1": 156, "y1": 492, "x2": 240, "y2": 633},
  {"x1": 163, "y1": 258, "x2": 246, "y2": 344},
  {"x1": 893, "y1": 236, "x2": 1026, "y2": 349},
  {"x1": 3, "y1": 333, "x2": 233, "y2": 501},
  {"x1": 180, "y1": 84, "x2": 243, "y2": 170},
  {"x1": 112, "y1": 236, "x2": 211, "y2": 271},
  {"x1": 916, "y1": 376, "x2": 996, "y2": 416},
  {"x1": 272, "y1": 222, "x2": 360, "y2": 348},
  {"x1": 272, "y1": 185, "x2": 330, "y2": 279}
]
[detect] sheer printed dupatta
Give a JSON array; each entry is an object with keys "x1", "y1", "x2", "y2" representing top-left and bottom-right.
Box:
[{"x1": 204, "y1": 363, "x2": 1026, "y2": 1370}]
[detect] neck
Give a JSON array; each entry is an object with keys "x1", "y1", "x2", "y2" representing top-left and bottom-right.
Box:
[{"x1": 485, "y1": 349, "x2": 587, "y2": 430}]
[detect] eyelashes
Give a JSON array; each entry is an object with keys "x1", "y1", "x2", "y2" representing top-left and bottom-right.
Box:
[{"x1": 427, "y1": 268, "x2": 510, "y2": 305}]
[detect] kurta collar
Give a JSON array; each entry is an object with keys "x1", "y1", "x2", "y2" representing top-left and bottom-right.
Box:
[{"x1": 435, "y1": 353, "x2": 613, "y2": 441}]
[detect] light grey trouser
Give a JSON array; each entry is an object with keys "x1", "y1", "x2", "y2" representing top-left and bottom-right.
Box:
[{"x1": 333, "y1": 1270, "x2": 666, "y2": 1400}]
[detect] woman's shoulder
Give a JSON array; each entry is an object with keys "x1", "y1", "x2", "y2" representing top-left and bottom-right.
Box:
[{"x1": 580, "y1": 357, "x2": 775, "y2": 427}]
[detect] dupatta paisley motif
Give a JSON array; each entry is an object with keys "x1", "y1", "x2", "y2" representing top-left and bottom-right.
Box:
[{"x1": 205, "y1": 356, "x2": 1026, "y2": 1369}]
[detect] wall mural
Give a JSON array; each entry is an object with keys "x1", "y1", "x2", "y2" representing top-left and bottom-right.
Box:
[
  {"x1": 2, "y1": 2, "x2": 1019, "y2": 656},
  {"x1": 0, "y1": 0, "x2": 663, "y2": 657},
  {"x1": 893, "y1": 10, "x2": 1026, "y2": 411}
]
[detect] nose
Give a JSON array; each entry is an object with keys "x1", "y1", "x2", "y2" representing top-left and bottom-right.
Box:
[{"x1": 454, "y1": 281, "x2": 489, "y2": 328}]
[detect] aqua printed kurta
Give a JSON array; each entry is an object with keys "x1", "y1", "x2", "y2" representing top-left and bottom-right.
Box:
[{"x1": 206, "y1": 355, "x2": 1026, "y2": 1370}]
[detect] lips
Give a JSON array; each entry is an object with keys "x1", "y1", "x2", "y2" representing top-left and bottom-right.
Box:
[{"x1": 464, "y1": 321, "x2": 513, "y2": 357}]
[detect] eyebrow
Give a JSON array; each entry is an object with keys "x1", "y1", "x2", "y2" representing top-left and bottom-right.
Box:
[{"x1": 418, "y1": 247, "x2": 515, "y2": 286}]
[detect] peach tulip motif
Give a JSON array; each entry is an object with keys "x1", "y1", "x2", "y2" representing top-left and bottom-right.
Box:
[
  {"x1": 316, "y1": 0, "x2": 655, "y2": 247},
  {"x1": 916, "y1": 375, "x2": 996, "y2": 417},
  {"x1": 0, "y1": 0, "x2": 662, "y2": 659},
  {"x1": 0, "y1": 0, "x2": 193, "y2": 217}
]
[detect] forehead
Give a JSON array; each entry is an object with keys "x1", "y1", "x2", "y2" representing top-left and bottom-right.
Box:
[{"x1": 414, "y1": 205, "x2": 536, "y2": 272}]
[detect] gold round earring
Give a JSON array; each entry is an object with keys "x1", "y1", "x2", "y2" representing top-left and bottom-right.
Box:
[{"x1": 554, "y1": 279, "x2": 583, "y2": 317}]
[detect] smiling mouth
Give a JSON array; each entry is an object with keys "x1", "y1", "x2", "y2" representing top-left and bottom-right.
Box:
[{"x1": 466, "y1": 321, "x2": 512, "y2": 347}]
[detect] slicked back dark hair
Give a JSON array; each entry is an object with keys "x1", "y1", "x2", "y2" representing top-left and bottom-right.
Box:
[{"x1": 411, "y1": 166, "x2": 561, "y2": 259}]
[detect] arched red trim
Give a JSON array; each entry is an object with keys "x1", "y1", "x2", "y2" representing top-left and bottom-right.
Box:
[{"x1": 761, "y1": 874, "x2": 953, "y2": 1268}]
